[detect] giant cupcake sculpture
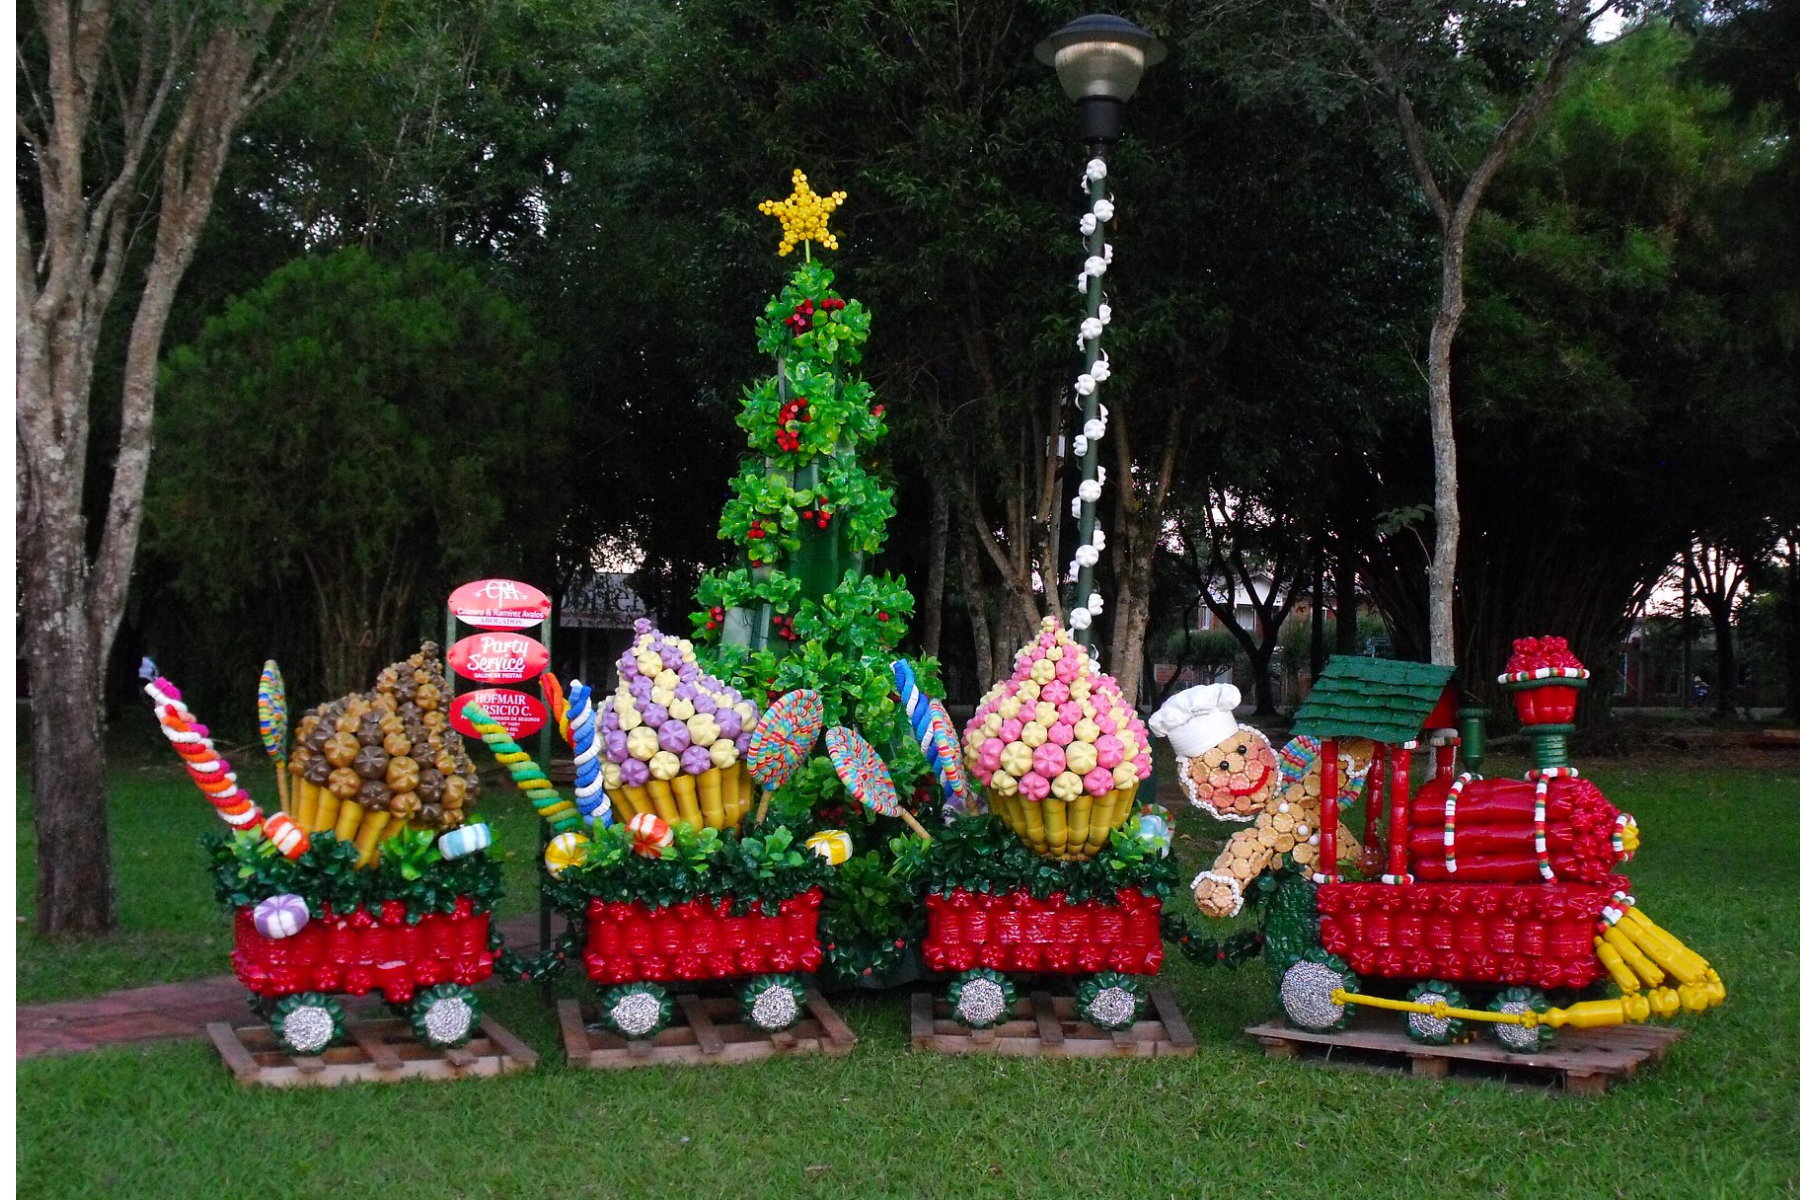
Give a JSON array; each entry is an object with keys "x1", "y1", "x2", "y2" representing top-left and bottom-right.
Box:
[
  {"x1": 962, "y1": 617, "x2": 1153, "y2": 861},
  {"x1": 599, "y1": 618, "x2": 758, "y2": 832}
]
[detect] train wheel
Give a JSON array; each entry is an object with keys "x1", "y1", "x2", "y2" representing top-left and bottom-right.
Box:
[
  {"x1": 946, "y1": 969, "x2": 1015, "y2": 1029},
  {"x1": 411, "y1": 983, "x2": 481, "y2": 1049},
  {"x1": 1402, "y1": 980, "x2": 1466, "y2": 1046},
  {"x1": 1487, "y1": 986, "x2": 1555, "y2": 1054},
  {"x1": 598, "y1": 982, "x2": 673, "y2": 1040},
  {"x1": 269, "y1": 992, "x2": 344, "y2": 1056},
  {"x1": 1278, "y1": 950, "x2": 1357, "y2": 1033},
  {"x1": 741, "y1": 974, "x2": 807, "y2": 1034},
  {"x1": 1077, "y1": 972, "x2": 1147, "y2": 1031}
]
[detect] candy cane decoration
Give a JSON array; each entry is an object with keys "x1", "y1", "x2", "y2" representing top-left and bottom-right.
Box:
[
  {"x1": 1442, "y1": 773, "x2": 1473, "y2": 875},
  {"x1": 145, "y1": 677, "x2": 263, "y2": 834},
  {"x1": 461, "y1": 700, "x2": 583, "y2": 832},
  {"x1": 257, "y1": 660, "x2": 289, "y2": 815},
  {"x1": 567, "y1": 681, "x2": 613, "y2": 828}
]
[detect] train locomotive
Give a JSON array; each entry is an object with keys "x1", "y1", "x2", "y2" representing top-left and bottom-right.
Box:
[{"x1": 1159, "y1": 638, "x2": 1725, "y2": 1052}]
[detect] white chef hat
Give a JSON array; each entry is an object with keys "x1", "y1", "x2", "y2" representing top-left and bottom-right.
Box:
[{"x1": 1148, "y1": 683, "x2": 1243, "y2": 758}]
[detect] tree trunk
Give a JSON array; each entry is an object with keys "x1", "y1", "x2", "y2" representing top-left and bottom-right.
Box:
[
  {"x1": 955, "y1": 523, "x2": 994, "y2": 691},
  {"x1": 1707, "y1": 601, "x2": 1737, "y2": 718},
  {"x1": 1247, "y1": 641, "x2": 1278, "y2": 716},
  {"x1": 1786, "y1": 537, "x2": 1800, "y2": 721},
  {"x1": 919, "y1": 475, "x2": 949, "y2": 658},
  {"x1": 1310, "y1": 540, "x2": 1326, "y2": 680},
  {"x1": 1426, "y1": 228, "x2": 1466, "y2": 667},
  {"x1": 1335, "y1": 540, "x2": 1357, "y2": 654}
]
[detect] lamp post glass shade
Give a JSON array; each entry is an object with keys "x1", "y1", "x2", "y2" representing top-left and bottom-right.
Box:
[{"x1": 1035, "y1": 14, "x2": 1167, "y2": 104}]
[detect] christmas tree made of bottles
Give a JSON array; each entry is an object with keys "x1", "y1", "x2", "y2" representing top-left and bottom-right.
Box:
[{"x1": 690, "y1": 170, "x2": 948, "y2": 835}]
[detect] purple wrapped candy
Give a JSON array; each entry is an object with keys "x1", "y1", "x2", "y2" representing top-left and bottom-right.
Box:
[
  {"x1": 679, "y1": 664, "x2": 699, "y2": 681},
  {"x1": 619, "y1": 758, "x2": 650, "y2": 787},
  {"x1": 642, "y1": 702, "x2": 668, "y2": 728},
  {"x1": 253, "y1": 893, "x2": 309, "y2": 940},
  {"x1": 620, "y1": 656, "x2": 639, "y2": 680},
  {"x1": 674, "y1": 681, "x2": 697, "y2": 701},
  {"x1": 630, "y1": 677, "x2": 653, "y2": 704},
  {"x1": 634, "y1": 617, "x2": 653, "y2": 635},
  {"x1": 680, "y1": 744, "x2": 713, "y2": 775},
  {"x1": 601, "y1": 698, "x2": 620, "y2": 733},
  {"x1": 693, "y1": 693, "x2": 717, "y2": 715},
  {"x1": 658, "y1": 722, "x2": 691, "y2": 754},
  {"x1": 715, "y1": 709, "x2": 743, "y2": 740},
  {"x1": 735, "y1": 730, "x2": 753, "y2": 754},
  {"x1": 604, "y1": 729, "x2": 629, "y2": 761},
  {"x1": 659, "y1": 644, "x2": 684, "y2": 670}
]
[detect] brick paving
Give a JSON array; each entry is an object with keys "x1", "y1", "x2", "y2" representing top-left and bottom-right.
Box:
[{"x1": 17, "y1": 913, "x2": 547, "y2": 1060}]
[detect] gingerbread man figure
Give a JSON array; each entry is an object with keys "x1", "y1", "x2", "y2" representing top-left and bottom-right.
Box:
[{"x1": 1150, "y1": 685, "x2": 1370, "y2": 918}]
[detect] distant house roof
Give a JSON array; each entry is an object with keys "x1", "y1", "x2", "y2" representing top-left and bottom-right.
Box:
[{"x1": 1291, "y1": 656, "x2": 1458, "y2": 745}]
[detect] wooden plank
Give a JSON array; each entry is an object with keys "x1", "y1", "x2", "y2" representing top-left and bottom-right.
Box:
[
  {"x1": 910, "y1": 993, "x2": 936, "y2": 1050},
  {"x1": 1149, "y1": 986, "x2": 1196, "y2": 1049},
  {"x1": 677, "y1": 995, "x2": 726, "y2": 1055},
  {"x1": 347, "y1": 1022, "x2": 405, "y2": 1072},
  {"x1": 479, "y1": 1016, "x2": 541, "y2": 1067},
  {"x1": 806, "y1": 994, "x2": 857, "y2": 1049},
  {"x1": 206, "y1": 1023, "x2": 261, "y2": 1080},
  {"x1": 1030, "y1": 992, "x2": 1065, "y2": 1049},
  {"x1": 558, "y1": 999, "x2": 592, "y2": 1066},
  {"x1": 443, "y1": 1044, "x2": 477, "y2": 1069},
  {"x1": 293, "y1": 1054, "x2": 326, "y2": 1075}
]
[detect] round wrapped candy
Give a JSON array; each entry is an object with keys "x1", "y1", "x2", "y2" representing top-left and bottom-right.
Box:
[
  {"x1": 437, "y1": 821, "x2": 492, "y2": 860},
  {"x1": 627, "y1": 811, "x2": 674, "y2": 859},
  {"x1": 806, "y1": 829, "x2": 853, "y2": 865},
  {"x1": 252, "y1": 893, "x2": 309, "y2": 940},
  {"x1": 544, "y1": 830, "x2": 591, "y2": 877},
  {"x1": 260, "y1": 812, "x2": 310, "y2": 860},
  {"x1": 745, "y1": 689, "x2": 825, "y2": 790}
]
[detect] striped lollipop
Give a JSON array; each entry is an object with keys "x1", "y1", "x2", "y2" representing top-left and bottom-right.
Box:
[
  {"x1": 145, "y1": 677, "x2": 263, "y2": 834},
  {"x1": 824, "y1": 726, "x2": 930, "y2": 841},
  {"x1": 257, "y1": 660, "x2": 289, "y2": 815},
  {"x1": 566, "y1": 681, "x2": 612, "y2": 828},
  {"x1": 461, "y1": 700, "x2": 583, "y2": 832}
]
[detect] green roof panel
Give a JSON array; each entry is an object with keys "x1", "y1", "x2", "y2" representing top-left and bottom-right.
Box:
[{"x1": 1290, "y1": 656, "x2": 1457, "y2": 745}]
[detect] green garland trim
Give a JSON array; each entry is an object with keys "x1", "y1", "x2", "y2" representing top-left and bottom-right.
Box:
[
  {"x1": 204, "y1": 826, "x2": 505, "y2": 921},
  {"x1": 1162, "y1": 914, "x2": 1266, "y2": 967},
  {"x1": 909, "y1": 815, "x2": 1180, "y2": 906},
  {"x1": 539, "y1": 823, "x2": 831, "y2": 918}
]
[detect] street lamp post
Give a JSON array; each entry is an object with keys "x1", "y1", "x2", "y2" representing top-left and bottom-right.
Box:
[{"x1": 1036, "y1": 15, "x2": 1164, "y2": 648}]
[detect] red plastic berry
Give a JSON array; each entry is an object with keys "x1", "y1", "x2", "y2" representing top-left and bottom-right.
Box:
[{"x1": 877, "y1": 612, "x2": 889, "y2": 622}]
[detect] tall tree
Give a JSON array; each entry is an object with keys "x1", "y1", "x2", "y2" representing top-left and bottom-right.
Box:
[
  {"x1": 17, "y1": 0, "x2": 336, "y2": 934},
  {"x1": 1301, "y1": 0, "x2": 1628, "y2": 665}
]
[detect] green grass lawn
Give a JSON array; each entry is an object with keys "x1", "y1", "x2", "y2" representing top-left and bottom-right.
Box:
[{"x1": 17, "y1": 749, "x2": 1800, "y2": 1199}]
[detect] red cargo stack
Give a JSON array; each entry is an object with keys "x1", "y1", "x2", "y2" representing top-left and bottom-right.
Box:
[
  {"x1": 232, "y1": 898, "x2": 495, "y2": 1006},
  {"x1": 582, "y1": 888, "x2": 825, "y2": 985},
  {"x1": 921, "y1": 888, "x2": 1164, "y2": 975}
]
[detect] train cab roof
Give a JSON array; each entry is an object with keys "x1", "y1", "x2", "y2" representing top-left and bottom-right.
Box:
[{"x1": 1291, "y1": 656, "x2": 1457, "y2": 747}]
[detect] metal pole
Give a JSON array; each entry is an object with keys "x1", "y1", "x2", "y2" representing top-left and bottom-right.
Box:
[{"x1": 1071, "y1": 141, "x2": 1109, "y2": 650}]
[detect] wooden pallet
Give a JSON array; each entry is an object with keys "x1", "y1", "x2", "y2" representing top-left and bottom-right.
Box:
[
  {"x1": 1247, "y1": 1018, "x2": 1684, "y2": 1094},
  {"x1": 206, "y1": 1011, "x2": 538, "y2": 1088},
  {"x1": 910, "y1": 985, "x2": 1196, "y2": 1058},
  {"x1": 559, "y1": 992, "x2": 857, "y2": 1069}
]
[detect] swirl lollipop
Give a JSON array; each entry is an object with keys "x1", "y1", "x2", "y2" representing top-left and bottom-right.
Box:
[
  {"x1": 824, "y1": 726, "x2": 931, "y2": 842},
  {"x1": 257, "y1": 660, "x2": 289, "y2": 815}
]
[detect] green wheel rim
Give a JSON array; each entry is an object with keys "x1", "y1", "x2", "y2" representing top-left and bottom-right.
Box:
[
  {"x1": 740, "y1": 974, "x2": 807, "y2": 1033},
  {"x1": 1076, "y1": 972, "x2": 1146, "y2": 1031},
  {"x1": 412, "y1": 983, "x2": 481, "y2": 1049},
  {"x1": 946, "y1": 968, "x2": 1015, "y2": 1029},
  {"x1": 269, "y1": 992, "x2": 344, "y2": 1056},
  {"x1": 1488, "y1": 986, "x2": 1555, "y2": 1054},
  {"x1": 1403, "y1": 979, "x2": 1466, "y2": 1046},
  {"x1": 1278, "y1": 949, "x2": 1357, "y2": 1033},
  {"x1": 598, "y1": 982, "x2": 674, "y2": 1040}
]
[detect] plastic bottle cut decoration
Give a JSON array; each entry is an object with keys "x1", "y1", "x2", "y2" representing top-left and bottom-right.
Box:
[
  {"x1": 960, "y1": 616, "x2": 1152, "y2": 861},
  {"x1": 599, "y1": 619, "x2": 759, "y2": 833},
  {"x1": 284, "y1": 644, "x2": 483, "y2": 867}
]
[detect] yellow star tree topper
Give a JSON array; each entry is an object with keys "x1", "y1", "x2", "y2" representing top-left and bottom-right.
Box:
[{"x1": 758, "y1": 169, "x2": 847, "y2": 257}]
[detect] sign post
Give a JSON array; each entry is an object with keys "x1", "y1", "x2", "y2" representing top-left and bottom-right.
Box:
[{"x1": 445, "y1": 578, "x2": 556, "y2": 1005}]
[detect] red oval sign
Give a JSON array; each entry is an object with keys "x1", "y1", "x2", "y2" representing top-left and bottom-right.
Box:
[
  {"x1": 448, "y1": 632, "x2": 550, "y2": 685},
  {"x1": 448, "y1": 578, "x2": 551, "y2": 630},
  {"x1": 450, "y1": 689, "x2": 548, "y2": 741}
]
